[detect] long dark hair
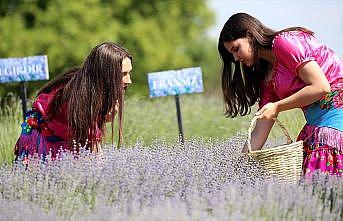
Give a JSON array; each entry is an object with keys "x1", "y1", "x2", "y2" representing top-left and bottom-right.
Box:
[
  {"x1": 38, "y1": 42, "x2": 132, "y2": 149},
  {"x1": 218, "y1": 13, "x2": 313, "y2": 117}
]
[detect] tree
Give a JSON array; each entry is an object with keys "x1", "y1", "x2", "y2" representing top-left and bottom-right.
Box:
[{"x1": 0, "y1": 0, "x2": 217, "y2": 97}]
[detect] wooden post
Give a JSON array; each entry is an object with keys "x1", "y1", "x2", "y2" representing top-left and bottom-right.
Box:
[{"x1": 174, "y1": 94, "x2": 184, "y2": 144}]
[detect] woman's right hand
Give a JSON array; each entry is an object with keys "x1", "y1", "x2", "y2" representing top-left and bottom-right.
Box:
[{"x1": 255, "y1": 102, "x2": 279, "y2": 120}]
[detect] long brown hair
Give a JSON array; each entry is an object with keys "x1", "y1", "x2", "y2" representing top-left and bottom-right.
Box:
[
  {"x1": 38, "y1": 42, "x2": 132, "y2": 149},
  {"x1": 218, "y1": 13, "x2": 313, "y2": 117}
]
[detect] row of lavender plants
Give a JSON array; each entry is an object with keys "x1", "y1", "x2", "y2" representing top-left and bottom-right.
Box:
[{"x1": 0, "y1": 137, "x2": 342, "y2": 221}]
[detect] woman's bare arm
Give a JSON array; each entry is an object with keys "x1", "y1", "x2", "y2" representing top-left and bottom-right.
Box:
[{"x1": 242, "y1": 118, "x2": 274, "y2": 153}]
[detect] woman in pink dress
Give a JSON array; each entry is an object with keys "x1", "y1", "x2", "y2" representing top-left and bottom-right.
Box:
[
  {"x1": 14, "y1": 42, "x2": 133, "y2": 164},
  {"x1": 218, "y1": 13, "x2": 342, "y2": 177}
]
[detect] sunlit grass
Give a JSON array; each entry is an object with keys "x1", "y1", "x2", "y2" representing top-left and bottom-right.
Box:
[
  {"x1": 109, "y1": 94, "x2": 305, "y2": 146},
  {"x1": 0, "y1": 94, "x2": 23, "y2": 165}
]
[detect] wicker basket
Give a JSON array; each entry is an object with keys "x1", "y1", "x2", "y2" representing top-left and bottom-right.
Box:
[{"x1": 246, "y1": 116, "x2": 303, "y2": 183}]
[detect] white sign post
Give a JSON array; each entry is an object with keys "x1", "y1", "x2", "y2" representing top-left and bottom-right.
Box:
[
  {"x1": 147, "y1": 67, "x2": 203, "y2": 143},
  {"x1": 0, "y1": 55, "x2": 49, "y2": 120}
]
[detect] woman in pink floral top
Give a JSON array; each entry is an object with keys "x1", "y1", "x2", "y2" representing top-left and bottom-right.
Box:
[
  {"x1": 14, "y1": 42, "x2": 133, "y2": 164},
  {"x1": 218, "y1": 13, "x2": 342, "y2": 177}
]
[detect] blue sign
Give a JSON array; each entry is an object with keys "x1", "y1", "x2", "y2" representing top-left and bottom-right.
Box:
[
  {"x1": 0, "y1": 55, "x2": 49, "y2": 83},
  {"x1": 147, "y1": 67, "x2": 203, "y2": 98}
]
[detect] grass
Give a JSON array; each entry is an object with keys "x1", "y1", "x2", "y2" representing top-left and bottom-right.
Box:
[
  {"x1": 0, "y1": 94, "x2": 23, "y2": 165},
  {"x1": 112, "y1": 93, "x2": 305, "y2": 146}
]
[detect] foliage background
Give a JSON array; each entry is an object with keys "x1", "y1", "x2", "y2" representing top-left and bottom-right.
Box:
[{"x1": 0, "y1": 0, "x2": 220, "y2": 97}]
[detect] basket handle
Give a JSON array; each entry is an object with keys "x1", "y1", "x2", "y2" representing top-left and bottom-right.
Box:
[{"x1": 247, "y1": 116, "x2": 293, "y2": 153}]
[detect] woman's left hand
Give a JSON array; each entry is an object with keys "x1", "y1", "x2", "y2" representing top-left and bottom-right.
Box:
[{"x1": 255, "y1": 102, "x2": 279, "y2": 120}]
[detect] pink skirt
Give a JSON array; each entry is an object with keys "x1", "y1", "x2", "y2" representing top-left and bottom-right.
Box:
[
  {"x1": 297, "y1": 126, "x2": 343, "y2": 177},
  {"x1": 297, "y1": 89, "x2": 343, "y2": 177}
]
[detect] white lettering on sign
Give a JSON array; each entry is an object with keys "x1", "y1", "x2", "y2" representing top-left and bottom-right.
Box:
[
  {"x1": 147, "y1": 67, "x2": 203, "y2": 98},
  {"x1": 0, "y1": 55, "x2": 49, "y2": 83},
  {"x1": 0, "y1": 64, "x2": 44, "y2": 76}
]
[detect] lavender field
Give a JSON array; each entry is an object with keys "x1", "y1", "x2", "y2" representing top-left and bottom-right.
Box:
[
  {"x1": 0, "y1": 137, "x2": 342, "y2": 221},
  {"x1": 0, "y1": 95, "x2": 342, "y2": 220}
]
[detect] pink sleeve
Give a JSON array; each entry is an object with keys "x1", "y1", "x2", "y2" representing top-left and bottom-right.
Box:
[
  {"x1": 32, "y1": 89, "x2": 59, "y2": 118},
  {"x1": 259, "y1": 81, "x2": 279, "y2": 109},
  {"x1": 273, "y1": 32, "x2": 316, "y2": 74}
]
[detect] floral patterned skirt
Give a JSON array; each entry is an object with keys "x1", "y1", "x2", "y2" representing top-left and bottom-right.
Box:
[{"x1": 297, "y1": 89, "x2": 343, "y2": 177}]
